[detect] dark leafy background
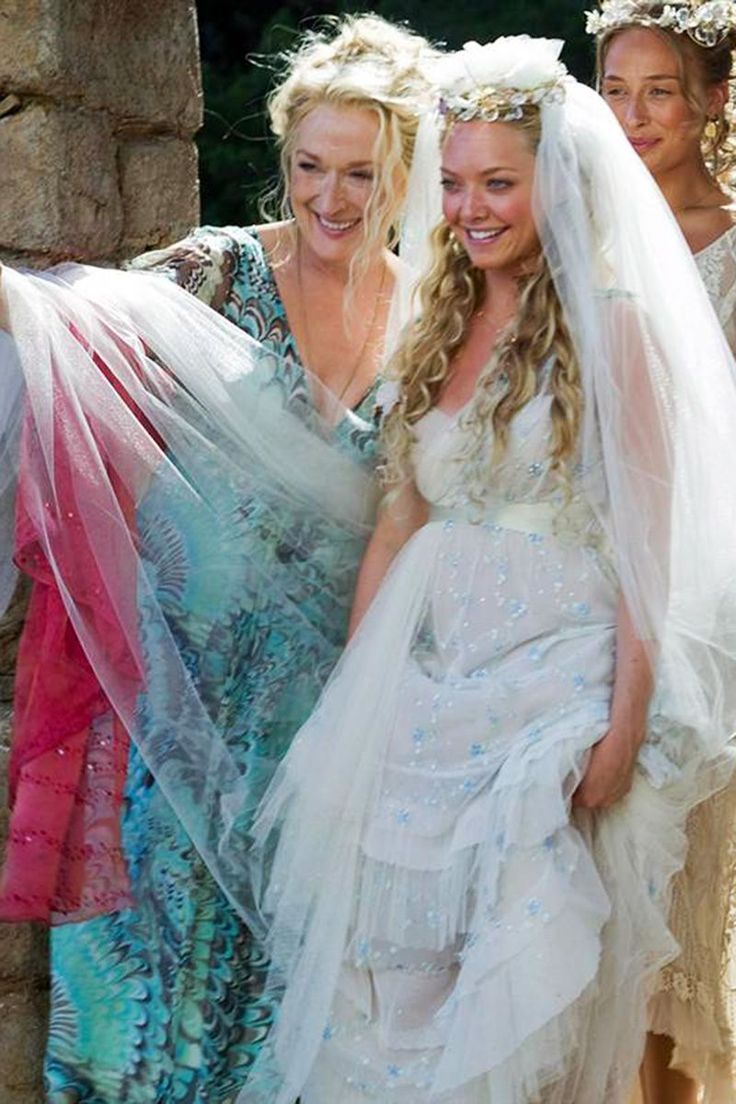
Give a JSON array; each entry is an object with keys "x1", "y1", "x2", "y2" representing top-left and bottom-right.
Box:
[{"x1": 196, "y1": 2, "x2": 597, "y2": 226}]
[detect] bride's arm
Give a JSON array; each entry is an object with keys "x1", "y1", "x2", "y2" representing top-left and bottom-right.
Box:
[
  {"x1": 574, "y1": 297, "x2": 666, "y2": 810},
  {"x1": 573, "y1": 596, "x2": 652, "y2": 809},
  {"x1": 348, "y1": 479, "x2": 428, "y2": 638}
]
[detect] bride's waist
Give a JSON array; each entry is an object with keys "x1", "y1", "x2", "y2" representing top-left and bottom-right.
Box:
[{"x1": 428, "y1": 499, "x2": 604, "y2": 548}]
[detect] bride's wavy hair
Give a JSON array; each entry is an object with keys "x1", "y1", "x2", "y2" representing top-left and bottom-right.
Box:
[
  {"x1": 595, "y1": 4, "x2": 736, "y2": 188},
  {"x1": 381, "y1": 106, "x2": 583, "y2": 494}
]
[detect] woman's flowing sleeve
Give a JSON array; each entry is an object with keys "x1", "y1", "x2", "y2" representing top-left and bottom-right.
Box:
[{"x1": 127, "y1": 225, "x2": 243, "y2": 314}]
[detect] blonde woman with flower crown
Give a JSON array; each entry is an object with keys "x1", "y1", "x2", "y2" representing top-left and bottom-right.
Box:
[
  {"x1": 232, "y1": 34, "x2": 736, "y2": 1104},
  {"x1": 0, "y1": 14, "x2": 434, "y2": 1104},
  {"x1": 590, "y1": 4, "x2": 736, "y2": 1101}
]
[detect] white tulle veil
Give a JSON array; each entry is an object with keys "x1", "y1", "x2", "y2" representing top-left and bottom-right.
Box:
[
  {"x1": 397, "y1": 36, "x2": 736, "y2": 770},
  {"x1": 539, "y1": 57, "x2": 736, "y2": 771},
  {"x1": 0, "y1": 331, "x2": 23, "y2": 613}
]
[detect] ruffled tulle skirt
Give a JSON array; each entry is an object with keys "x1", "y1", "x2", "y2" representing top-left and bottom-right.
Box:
[{"x1": 241, "y1": 516, "x2": 717, "y2": 1103}]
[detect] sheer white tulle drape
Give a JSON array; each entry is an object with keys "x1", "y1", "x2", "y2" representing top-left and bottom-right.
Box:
[
  {"x1": 0, "y1": 263, "x2": 377, "y2": 929},
  {"x1": 538, "y1": 83, "x2": 736, "y2": 770}
]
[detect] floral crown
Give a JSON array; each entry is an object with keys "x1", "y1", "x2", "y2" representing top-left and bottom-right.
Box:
[
  {"x1": 585, "y1": 1, "x2": 736, "y2": 48},
  {"x1": 436, "y1": 37, "x2": 567, "y2": 123}
]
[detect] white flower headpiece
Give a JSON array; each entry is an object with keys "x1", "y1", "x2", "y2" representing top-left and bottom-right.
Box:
[
  {"x1": 436, "y1": 37, "x2": 567, "y2": 123},
  {"x1": 585, "y1": 1, "x2": 736, "y2": 48}
]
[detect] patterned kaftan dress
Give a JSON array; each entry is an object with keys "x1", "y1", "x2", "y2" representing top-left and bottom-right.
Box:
[
  {"x1": 648, "y1": 223, "x2": 736, "y2": 1102},
  {"x1": 44, "y1": 226, "x2": 381, "y2": 1104}
]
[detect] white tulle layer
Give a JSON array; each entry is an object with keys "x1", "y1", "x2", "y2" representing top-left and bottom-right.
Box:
[{"x1": 242, "y1": 518, "x2": 722, "y2": 1104}]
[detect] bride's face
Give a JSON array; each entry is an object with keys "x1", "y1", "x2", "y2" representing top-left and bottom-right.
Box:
[{"x1": 441, "y1": 120, "x2": 540, "y2": 275}]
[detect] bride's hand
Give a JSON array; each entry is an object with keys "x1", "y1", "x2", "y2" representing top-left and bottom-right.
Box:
[{"x1": 572, "y1": 726, "x2": 641, "y2": 810}]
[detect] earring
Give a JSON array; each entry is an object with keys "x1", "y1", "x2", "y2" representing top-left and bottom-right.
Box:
[{"x1": 705, "y1": 117, "x2": 719, "y2": 141}]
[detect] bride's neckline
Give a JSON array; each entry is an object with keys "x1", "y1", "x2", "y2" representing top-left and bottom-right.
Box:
[{"x1": 432, "y1": 402, "x2": 471, "y2": 422}]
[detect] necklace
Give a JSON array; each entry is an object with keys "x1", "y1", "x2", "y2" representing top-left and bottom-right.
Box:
[
  {"x1": 473, "y1": 305, "x2": 518, "y2": 348},
  {"x1": 295, "y1": 236, "x2": 388, "y2": 406}
]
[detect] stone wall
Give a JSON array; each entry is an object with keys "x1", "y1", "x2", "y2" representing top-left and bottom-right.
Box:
[
  {"x1": 0, "y1": 0, "x2": 202, "y2": 266},
  {"x1": 0, "y1": 3, "x2": 202, "y2": 1100}
]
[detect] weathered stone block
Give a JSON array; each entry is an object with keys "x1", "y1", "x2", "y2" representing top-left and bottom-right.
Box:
[
  {"x1": 0, "y1": 1, "x2": 59, "y2": 97},
  {"x1": 70, "y1": 0, "x2": 202, "y2": 133},
  {"x1": 0, "y1": 1089, "x2": 45, "y2": 1104},
  {"x1": 119, "y1": 136, "x2": 199, "y2": 257},
  {"x1": 0, "y1": 703, "x2": 11, "y2": 746},
  {"x1": 0, "y1": 989, "x2": 48, "y2": 1090},
  {"x1": 0, "y1": 102, "x2": 123, "y2": 261},
  {"x1": 0, "y1": 923, "x2": 48, "y2": 985},
  {"x1": 0, "y1": 1, "x2": 202, "y2": 134},
  {"x1": 0, "y1": 574, "x2": 30, "y2": 687}
]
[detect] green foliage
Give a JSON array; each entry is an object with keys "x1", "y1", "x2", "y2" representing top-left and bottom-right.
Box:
[{"x1": 196, "y1": 1, "x2": 597, "y2": 226}]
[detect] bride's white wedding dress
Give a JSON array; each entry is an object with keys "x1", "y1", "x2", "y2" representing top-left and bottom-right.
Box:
[{"x1": 246, "y1": 376, "x2": 704, "y2": 1104}]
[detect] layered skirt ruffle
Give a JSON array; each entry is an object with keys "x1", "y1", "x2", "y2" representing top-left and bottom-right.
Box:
[{"x1": 243, "y1": 518, "x2": 728, "y2": 1103}]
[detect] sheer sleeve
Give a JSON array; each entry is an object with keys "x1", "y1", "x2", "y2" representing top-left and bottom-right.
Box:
[{"x1": 592, "y1": 293, "x2": 673, "y2": 647}]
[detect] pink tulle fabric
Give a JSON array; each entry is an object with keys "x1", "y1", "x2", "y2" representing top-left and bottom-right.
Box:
[{"x1": 0, "y1": 345, "x2": 146, "y2": 924}]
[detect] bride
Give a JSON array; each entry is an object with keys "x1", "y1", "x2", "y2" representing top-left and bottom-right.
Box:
[{"x1": 241, "y1": 36, "x2": 736, "y2": 1104}]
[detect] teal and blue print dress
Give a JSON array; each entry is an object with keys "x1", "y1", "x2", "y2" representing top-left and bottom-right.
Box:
[{"x1": 45, "y1": 227, "x2": 382, "y2": 1104}]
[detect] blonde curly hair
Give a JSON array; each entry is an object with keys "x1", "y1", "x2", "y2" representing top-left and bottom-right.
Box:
[
  {"x1": 266, "y1": 14, "x2": 434, "y2": 273},
  {"x1": 382, "y1": 107, "x2": 583, "y2": 497},
  {"x1": 595, "y1": 4, "x2": 736, "y2": 188}
]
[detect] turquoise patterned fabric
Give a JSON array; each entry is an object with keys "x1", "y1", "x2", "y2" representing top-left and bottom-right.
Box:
[{"x1": 45, "y1": 227, "x2": 381, "y2": 1103}]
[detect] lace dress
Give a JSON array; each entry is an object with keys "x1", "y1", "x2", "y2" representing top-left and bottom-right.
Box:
[
  {"x1": 244, "y1": 375, "x2": 700, "y2": 1104},
  {"x1": 648, "y1": 223, "x2": 736, "y2": 1101},
  {"x1": 44, "y1": 227, "x2": 382, "y2": 1104}
]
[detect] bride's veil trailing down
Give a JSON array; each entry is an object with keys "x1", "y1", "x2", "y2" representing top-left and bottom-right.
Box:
[
  {"x1": 536, "y1": 74, "x2": 736, "y2": 767},
  {"x1": 0, "y1": 331, "x2": 23, "y2": 613}
]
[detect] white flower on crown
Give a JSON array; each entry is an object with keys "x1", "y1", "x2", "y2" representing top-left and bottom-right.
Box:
[
  {"x1": 438, "y1": 36, "x2": 564, "y2": 93},
  {"x1": 585, "y1": 1, "x2": 736, "y2": 47},
  {"x1": 436, "y1": 36, "x2": 567, "y2": 123}
]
